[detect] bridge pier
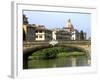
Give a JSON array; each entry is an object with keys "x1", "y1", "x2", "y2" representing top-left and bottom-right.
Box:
[
  {"x1": 71, "y1": 57, "x2": 77, "y2": 66},
  {"x1": 23, "y1": 55, "x2": 28, "y2": 69}
]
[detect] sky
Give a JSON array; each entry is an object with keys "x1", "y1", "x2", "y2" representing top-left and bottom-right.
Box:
[{"x1": 23, "y1": 10, "x2": 91, "y2": 38}]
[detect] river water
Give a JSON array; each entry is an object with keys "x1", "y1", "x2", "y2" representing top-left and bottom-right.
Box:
[{"x1": 28, "y1": 55, "x2": 90, "y2": 69}]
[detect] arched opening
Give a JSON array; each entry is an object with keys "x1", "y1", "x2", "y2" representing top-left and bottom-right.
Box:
[{"x1": 23, "y1": 45, "x2": 90, "y2": 69}]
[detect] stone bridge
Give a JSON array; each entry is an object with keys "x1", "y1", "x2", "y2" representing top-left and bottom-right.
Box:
[
  {"x1": 23, "y1": 40, "x2": 91, "y2": 54},
  {"x1": 23, "y1": 40, "x2": 91, "y2": 69}
]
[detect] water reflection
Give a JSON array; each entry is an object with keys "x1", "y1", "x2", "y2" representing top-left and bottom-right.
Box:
[{"x1": 28, "y1": 55, "x2": 90, "y2": 69}]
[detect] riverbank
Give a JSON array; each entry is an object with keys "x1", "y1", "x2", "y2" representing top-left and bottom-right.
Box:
[{"x1": 28, "y1": 47, "x2": 87, "y2": 60}]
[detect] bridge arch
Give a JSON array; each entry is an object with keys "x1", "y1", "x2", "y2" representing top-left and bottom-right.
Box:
[
  {"x1": 23, "y1": 40, "x2": 91, "y2": 69},
  {"x1": 23, "y1": 44, "x2": 90, "y2": 69},
  {"x1": 23, "y1": 44, "x2": 88, "y2": 56}
]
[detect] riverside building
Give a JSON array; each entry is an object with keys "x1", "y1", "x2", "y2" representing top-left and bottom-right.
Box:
[{"x1": 23, "y1": 19, "x2": 87, "y2": 42}]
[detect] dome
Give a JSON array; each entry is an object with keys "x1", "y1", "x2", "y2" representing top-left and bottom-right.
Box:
[{"x1": 66, "y1": 19, "x2": 74, "y2": 29}]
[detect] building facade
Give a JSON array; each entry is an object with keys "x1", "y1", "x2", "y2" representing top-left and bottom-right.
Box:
[
  {"x1": 35, "y1": 25, "x2": 52, "y2": 41},
  {"x1": 23, "y1": 24, "x2": 52, "y2": 41},
  {"x1": 23, "y1": 19, "x2": 87, "y2": 42},
  {"x1": 71, "y1": 30, "x2": 80, "y2": 40},
  {"x1": 52, "y1": 19, "x2": 81, "y2": 41},
  {"x1": 26, "y1": 25, "x2": 36, "y2": 42},
  {"x1": 56, "y1": 30, "x2": 71, "y2": 40}
]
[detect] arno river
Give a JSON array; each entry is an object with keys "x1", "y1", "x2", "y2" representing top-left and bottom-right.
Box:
[{"x1": 27, "y1": 52, "x2": 90, "y2": 69}]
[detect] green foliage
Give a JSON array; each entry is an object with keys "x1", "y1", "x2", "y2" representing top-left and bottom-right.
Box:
[
  {"x1": 31, "y1": 48, "x2": 58, "y2": 60},
  {"x1": 58, "y1": 52, "x2": 86, "y2": 57},
  {"x1": 30, "y1": 47, "x2": 86, "y2": 60}
]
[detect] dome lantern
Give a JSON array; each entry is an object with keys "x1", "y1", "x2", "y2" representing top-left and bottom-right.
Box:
[{"x1": 66, "y1": 19, "x2": 74, "y2": 29}]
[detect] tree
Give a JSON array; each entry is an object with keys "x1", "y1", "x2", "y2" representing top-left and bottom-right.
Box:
[{"x1": 80, "y1": 30, "x2": 84, "y2": 40}]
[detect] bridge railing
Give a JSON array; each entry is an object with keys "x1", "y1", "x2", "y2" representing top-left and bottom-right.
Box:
[{"x1": 23, "y1": 40, "x2": 91, "y2": 46}]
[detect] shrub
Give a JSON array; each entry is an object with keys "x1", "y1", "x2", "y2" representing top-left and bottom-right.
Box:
[
  {"x1": 30, "y1": 47, "x2": 85, "y2": 60},
  {"x1": 31, "y1": 48, "x2": 58, "y2": 60}
]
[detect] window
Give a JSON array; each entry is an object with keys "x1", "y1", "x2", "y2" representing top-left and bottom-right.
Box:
[
  {"x1": 39, "y1": 35, "x2": 42, "y2": 38},
  {"x1": 36, "y1": 30, "x2": 38, "y2": 33},
  {"x1": 36, "y1": 35, "x2": 38, "y2": 38},
  {"x1": 39, "y1": 30, "x2": 42, "y2": 33}
]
